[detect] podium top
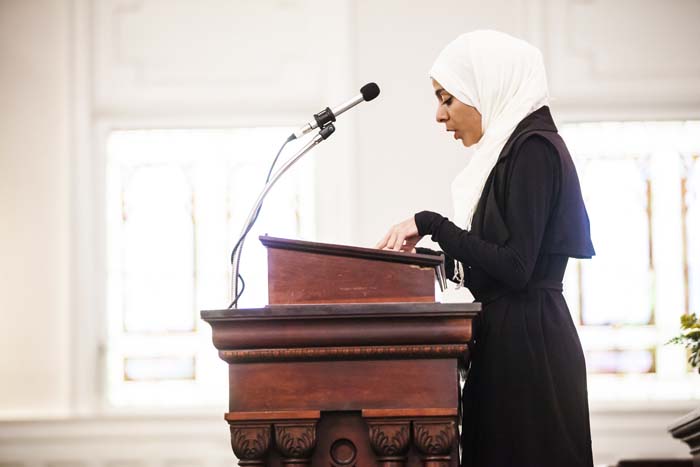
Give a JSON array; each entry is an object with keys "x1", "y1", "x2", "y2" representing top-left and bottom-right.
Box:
[
  {"x1": 260, "y1": 235, "x2": 444, "y2": 268},
  {"x1": 202, "y1": 301, "x2": 481, "y2": 320}
]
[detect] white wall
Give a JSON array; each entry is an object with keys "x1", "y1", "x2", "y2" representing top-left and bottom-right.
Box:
[
  {"x1": 1, "y1": 0, "x2": 699, "y2": 466},
  {"x1": 0, "y1": 0, "x2": 72, "y2": 417}
]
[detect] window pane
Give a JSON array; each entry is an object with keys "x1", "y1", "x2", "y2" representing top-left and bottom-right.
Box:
[
  {"x1": 105, "y1": 127, "x2": 310, "y2": 406},
  {"x1": 560, "y1": 120, "x2": 700, "y2": 397},
  {"x1": 122, "y1": 165, "x2": 195, "y2": 333},
  {"x1": 579, "y1": 158, "x2": 652, "y2": 326},
  {"x1": 685, "y1": 155, "x2": 700, "y2": 317},
  {"x1": 586, "y1": 349, "x2": 655, "y2": 374},
  {"x1": 124, "y1": 356, "x2": 196, "y2": 381}
]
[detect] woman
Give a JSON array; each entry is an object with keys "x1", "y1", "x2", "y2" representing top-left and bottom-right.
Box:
[{"x1": 375, "y1": 31, "x2": 596, "y2": 467}]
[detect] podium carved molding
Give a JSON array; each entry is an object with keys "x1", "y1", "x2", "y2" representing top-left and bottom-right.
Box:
[
  {"x1": 363, "y1": 415, "x2": 458, "y2": 467},
  {"x1": 274, "y1": 420, "x2": 318, "y2": 462},
  {"x1": 228, "y1": 422, "x2": 272, "y2": 467},
  {"x1": 412, "y1": 419, "x2": 457, "y2": 455},
  {"x1": 228, "y1": 419, "x2": 320, "y2": 466},
  {"x1": 367, "y1": 419, "x2": 411, "y2": 467},
  {"x1": 219, "y1": 344, "x2": 470, "y2": 363}
]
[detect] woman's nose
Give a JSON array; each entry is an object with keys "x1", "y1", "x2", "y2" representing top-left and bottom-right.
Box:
[{"x1": 436, "y1": 105, "x2": 448, "y2": 123}]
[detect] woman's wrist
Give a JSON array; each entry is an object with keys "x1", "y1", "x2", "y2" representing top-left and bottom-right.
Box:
[{"x1": 414, "y1": 210, "x2": 443, "y2": 236}]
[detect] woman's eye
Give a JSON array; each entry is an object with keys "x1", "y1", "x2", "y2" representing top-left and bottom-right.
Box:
[{"x1": 444, "y1": 97, "x2": 453, "y2": 106}]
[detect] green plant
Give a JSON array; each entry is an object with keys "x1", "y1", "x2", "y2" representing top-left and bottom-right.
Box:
[{"x1": 668, "y1": 313, "x2": 700, "y2": 372}]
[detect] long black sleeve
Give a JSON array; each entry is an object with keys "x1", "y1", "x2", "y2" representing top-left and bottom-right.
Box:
[{"x1": 414, "y1": 137, "x2": 557, "y2": 290}]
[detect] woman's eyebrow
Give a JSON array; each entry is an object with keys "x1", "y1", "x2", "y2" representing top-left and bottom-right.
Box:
[{"x1": 434, "y1": 89, "x2": 448, "y2": 99}]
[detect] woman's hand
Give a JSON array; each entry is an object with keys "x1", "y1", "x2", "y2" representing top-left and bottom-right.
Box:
[{"x1": 375, "y1": 216, "x2": 422, "y2": 252}]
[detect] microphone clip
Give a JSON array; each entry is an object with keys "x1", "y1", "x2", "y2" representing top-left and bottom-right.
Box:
[
  {"x1": 313, "y1": 107, "x2": 337, "y2": 129},
  {"x1": 319, "y1": 123, "x2": 335, "y2": 140}
]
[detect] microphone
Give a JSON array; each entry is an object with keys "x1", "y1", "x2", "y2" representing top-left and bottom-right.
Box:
[{"x1": 292, "y1": 82, "x2": 380, "y2": 139}]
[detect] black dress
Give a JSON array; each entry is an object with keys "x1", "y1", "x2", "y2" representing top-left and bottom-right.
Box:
[{"x1": 415, "y1": 106, "x2": 595, "y2": 467}]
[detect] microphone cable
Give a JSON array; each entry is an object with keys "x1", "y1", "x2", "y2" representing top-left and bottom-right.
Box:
[{"x1": 227, "y1": 133, "x2": 296, "y2": 309}]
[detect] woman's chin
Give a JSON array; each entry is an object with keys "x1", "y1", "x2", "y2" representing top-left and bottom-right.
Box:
[{"x1": 460, "y1": 134, "x2": 483, "y2": 148}]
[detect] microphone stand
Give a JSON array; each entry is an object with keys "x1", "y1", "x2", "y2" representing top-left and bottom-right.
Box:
[{"x1": 229, "y1": 123, "x2": 336, "y2": 308}]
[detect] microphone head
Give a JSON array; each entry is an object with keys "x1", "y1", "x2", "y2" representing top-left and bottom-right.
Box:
[{"x1": 360, "y1": 82, "x2": 380, "y2": 101}]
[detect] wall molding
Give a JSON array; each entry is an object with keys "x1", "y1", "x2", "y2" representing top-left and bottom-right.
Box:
[
  {"x1": 590, "y1": 404, "x2": 694, "y2": 464},
  {"x1": 544, "y1": 0, "x2": 700, "y2": 111},
  {"x1": 0, "y1": 414, "x2": 233, "y2": 467}
]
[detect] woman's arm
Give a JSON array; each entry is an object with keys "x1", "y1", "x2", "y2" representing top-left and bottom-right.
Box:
[{"x1": 415, "y1": 136, "x2": 557, "y2": 290}]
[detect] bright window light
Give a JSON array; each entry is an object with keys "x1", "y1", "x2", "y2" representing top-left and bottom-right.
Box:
[
  {"x1": 560, "y1": 121, "x2": 700, "y2": 401},
  {"x1": 105, "y1": 127, "x2": 315, "y2": 408}
]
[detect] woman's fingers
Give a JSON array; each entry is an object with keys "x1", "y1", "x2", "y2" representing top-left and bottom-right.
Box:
[
  {"x1": 396, "y1": 232, "x2": 410, "y2": 251},
  {"x1": 376, "y1": 216, "x2": 421, "y2": 251},
  {"x1": 375, "y1": 231, "x2": 390, "y2": 249},
  {"x1": 402, "y1": 236, "x2": 420, "y2": 252},
  {"x1": 386, "y1": 231, "x2": 398, "y2": 251}
]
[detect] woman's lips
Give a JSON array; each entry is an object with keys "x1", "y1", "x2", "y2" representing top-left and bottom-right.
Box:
[{"x1": 453, "y1": 131, "x2": 459, "y2": 140}]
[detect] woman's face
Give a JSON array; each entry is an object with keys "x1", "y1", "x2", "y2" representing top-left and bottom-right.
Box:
[{"x1": 432, "y1": 79, "x2": 483, "y2": 147}]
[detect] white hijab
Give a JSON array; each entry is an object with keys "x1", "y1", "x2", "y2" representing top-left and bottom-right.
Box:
[{"x1": 430, "y1": 30, "x2": 550, "y2": 229}]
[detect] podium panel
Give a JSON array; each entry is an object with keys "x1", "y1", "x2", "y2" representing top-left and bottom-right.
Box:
[{"x1": 260, "y1": 236, "x2": 445, "y2": 304}]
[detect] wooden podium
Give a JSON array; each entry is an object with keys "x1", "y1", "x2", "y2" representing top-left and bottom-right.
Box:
[{"x1": 201, "y1": 237, "x2": 480, "y2": 467}]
